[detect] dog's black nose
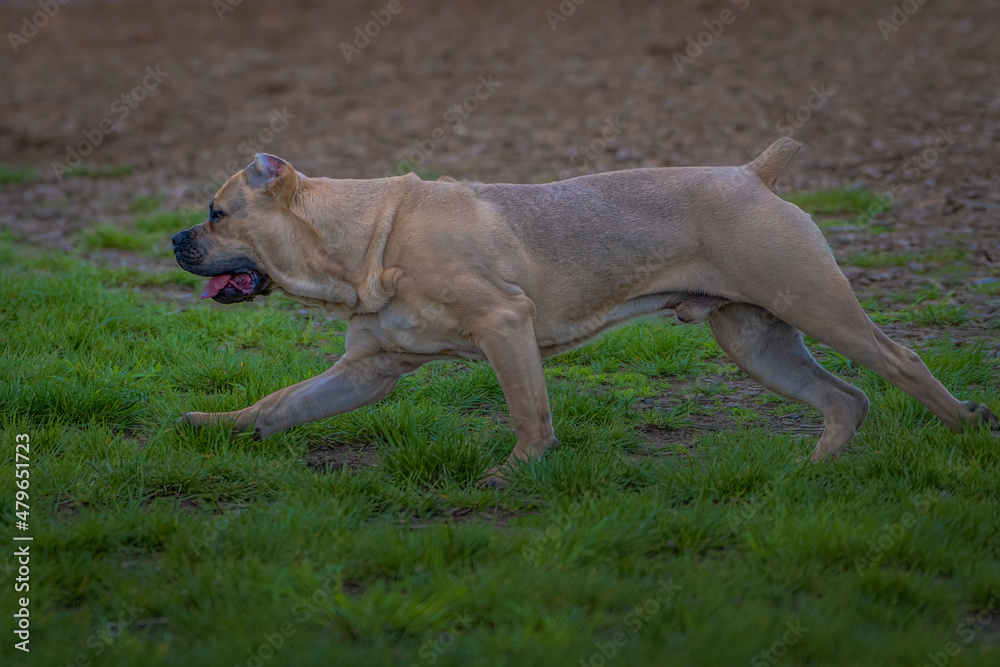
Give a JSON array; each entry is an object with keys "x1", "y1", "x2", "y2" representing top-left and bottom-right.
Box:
[{"x1": 172, "y1": 230, "x2": 189, "y2": 246}]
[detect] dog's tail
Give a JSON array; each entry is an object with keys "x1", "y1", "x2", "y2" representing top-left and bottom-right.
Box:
[{"x1": 745, "y1": 137, "x2": 801, "y2": 193}]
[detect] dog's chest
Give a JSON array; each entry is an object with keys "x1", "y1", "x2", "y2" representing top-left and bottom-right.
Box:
[{"x1": 369, "y1": 303, "x2": 483, "y2": 359}]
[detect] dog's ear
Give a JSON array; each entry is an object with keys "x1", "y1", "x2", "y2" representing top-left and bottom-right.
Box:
[{"x1": 245, "y1": 154, "x2": 298, "y2": 202}]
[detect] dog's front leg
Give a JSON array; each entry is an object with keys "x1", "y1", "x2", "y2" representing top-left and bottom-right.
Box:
[
  {"x1": 178, "y1": 353, "x2": 401, "y2": 439},
  {"x1": 474, "y1": 306, "x2": 558, "y2": 488}
]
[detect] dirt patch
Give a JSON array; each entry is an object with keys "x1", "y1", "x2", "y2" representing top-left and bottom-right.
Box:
[
  {"x1": 633, "y1": 370, "x2": 826, "y2": 457},
  {"x1": 302, "y1": 441, "x2": 380, "y2": 473},
  {"x1": 129, "y1": 493, "x2": 250, "y2": 515},
  {"x1": 635, "y1": 425, "x2": 697, "y2": 462},
  {"x1": 861, "y1": 324, "x2": 1000, "y2": 350},
  {"x1": 400, "y1": 506, "x2": 539, "y2": 530},
  {"x1": 341, "y1": 580, "x2": 368, "y2": 598},
  {"x1": 961, "y1": 603, "x2": 1000, "y2": 646},
  {"x1": 54, "y1": 496, "x2": 82, "y2": 519}
]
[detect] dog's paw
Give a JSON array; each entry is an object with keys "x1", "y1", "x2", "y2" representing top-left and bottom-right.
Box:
[
  {"x1": 964, "y1": 401, "x2": 999, "y2": 432},
  {"x1": 175, "y1": 411, "x2": 227, "y2": 430},
  {"x1": 176, "y1": 411, "x2": 212, "y2": 428},
  {"x1": 807, "y1": 448, "x2": 845, "y2": 464},
  {"x1": 175, "y1": 412, "x2": 198, "y2": 429}
]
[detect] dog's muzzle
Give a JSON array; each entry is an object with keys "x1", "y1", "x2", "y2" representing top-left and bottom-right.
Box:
[{"x1": 172, "y1": 229, "x2": 272, "y2": 304}]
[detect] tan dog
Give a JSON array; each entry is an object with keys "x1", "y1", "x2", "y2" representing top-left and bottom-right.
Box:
[{"x1": 172, "y1": 140, "x2": 997, "y2": 485}]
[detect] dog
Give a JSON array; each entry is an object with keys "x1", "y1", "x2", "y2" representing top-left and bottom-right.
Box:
[{"x1": 172, "y1": 139, "x2": 997, "y2": 486}]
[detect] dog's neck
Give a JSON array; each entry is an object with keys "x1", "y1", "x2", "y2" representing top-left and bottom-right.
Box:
[{"x1": 281, "y1": 174, "x2": 414, "y2": 314}]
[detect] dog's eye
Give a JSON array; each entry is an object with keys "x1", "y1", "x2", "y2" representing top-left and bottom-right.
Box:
[{"x1": 209, "y1": 208, "x2": 226, "y2": 223}]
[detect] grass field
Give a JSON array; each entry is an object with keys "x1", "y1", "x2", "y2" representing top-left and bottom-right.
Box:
[{"x1": 2, "y1": 220, "x2": 999, "y2": 666}]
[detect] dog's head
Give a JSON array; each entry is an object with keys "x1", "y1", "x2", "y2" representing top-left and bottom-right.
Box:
[{"x1": 172, "y1": 154, "x2": 301, "y2": 304}]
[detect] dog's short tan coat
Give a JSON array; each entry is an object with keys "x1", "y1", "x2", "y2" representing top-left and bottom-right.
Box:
[{"x1": 173, "y1": 140, "x2": 996, "y2": 484}]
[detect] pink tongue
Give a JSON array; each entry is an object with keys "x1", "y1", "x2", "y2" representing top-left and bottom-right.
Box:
[
  {"x1": 201, "y1": 274, "x2": 232, "y2": 299},
  {"x1": 231, "y1": 273, "x2": 254, "y2": 293}
]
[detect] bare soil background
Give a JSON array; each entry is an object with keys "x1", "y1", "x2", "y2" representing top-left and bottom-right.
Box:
[{"x1": 1, "y1": 0, "x2": 997, "y2": 317}]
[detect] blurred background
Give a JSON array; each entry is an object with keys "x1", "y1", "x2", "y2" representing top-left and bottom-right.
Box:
[{"x1": 1, "y1": 0, "x2": 998, "y2": 306}]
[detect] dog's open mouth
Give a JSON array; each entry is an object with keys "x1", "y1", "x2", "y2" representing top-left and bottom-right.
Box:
[{"x1": 200, "y1": 270, "x2": 261, "y2": 303}]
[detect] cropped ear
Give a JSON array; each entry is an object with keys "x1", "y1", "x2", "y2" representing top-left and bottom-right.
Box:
[{"x1": 245, "y1": 154, "x2": 298, "y2": 202}]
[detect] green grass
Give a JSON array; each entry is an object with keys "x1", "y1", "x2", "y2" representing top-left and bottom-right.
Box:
[
  {"x1": 891, "y1": 301, "x2": 972, "y2": 327},
  {"x1": 782, "y1": 187, "x2": 886, "y2": 216},
  {"x1": 816, "y1": 219, "x2": 894, "y2": 234},
  {"x1": 2, "y1": 237, "x2": 1000, "y2": 666},
  {"x1": 838, "y1": 248, "x2": 970, "y2": 269},
  {"x1": 784, "y1": 187, "x2": 894, "y2": 232},
  {"x1": 130, "y1": 194, "x2": 165, "y2": 214},
  {"x1": 971, "y1": 279, "x2": 1000, "y2": 295},
  {"x1": 62, "y1": 163, "x2": 135, "y2": 179},
  {"x1": 0, "y1": 164, "x2": 37, "y2": 185},
  {"x1": 394, "y1": 160, "x2": 444, "y2": 180},
  {"x1": 862, "y1": 289, "x2": 975, "y2": 327},
  {"x1": 80, "y1": 208, "x2": 204, "y2": 257}
]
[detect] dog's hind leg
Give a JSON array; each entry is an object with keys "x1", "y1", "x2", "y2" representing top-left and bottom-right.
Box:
[
  {"x1": 746, "y1": 264, "x2": 998, "y2": 449},
  {"x1": 707, "y1": 302, "x2": 870, "y2": 460}
]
